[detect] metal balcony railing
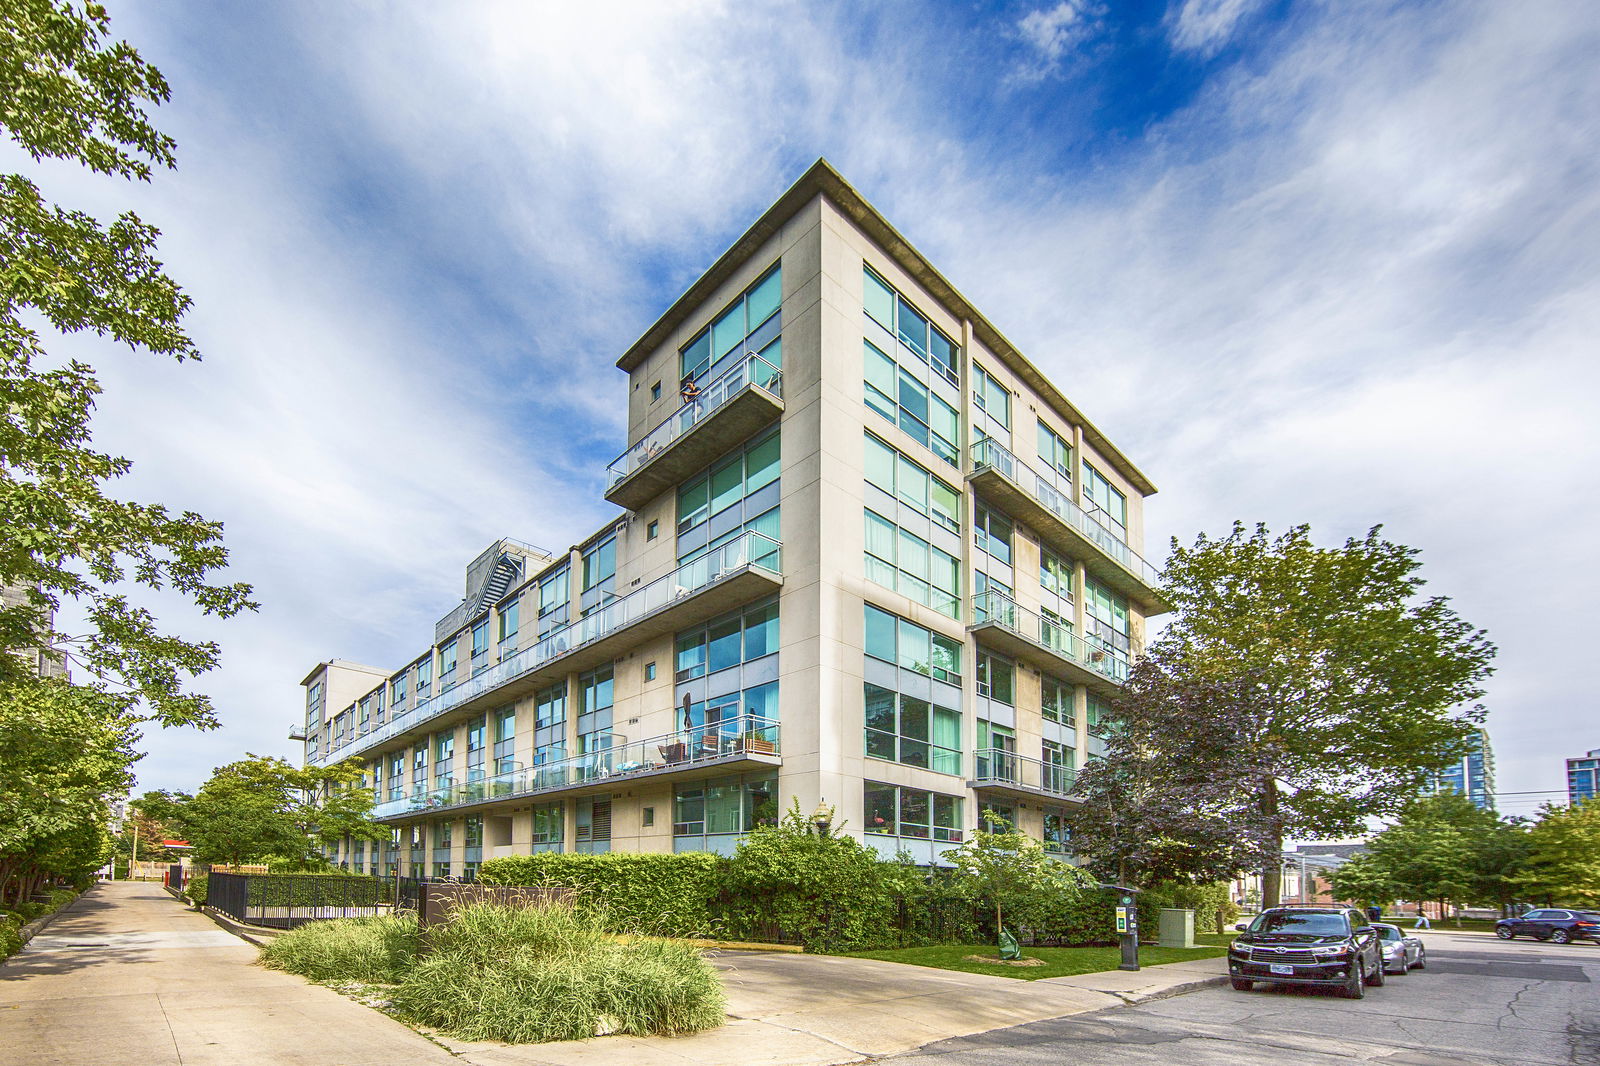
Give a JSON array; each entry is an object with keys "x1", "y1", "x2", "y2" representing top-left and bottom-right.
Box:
[
  {"x1": 370, "y1": 716, "x2": 780, "y2": 819},
  {"x1": 606, "y1": 351, "x2": 783, "y2": 491},
  {"x1": 969, "y1": 437, "x2": 1163, "y2": 590},
  {"x1": 970, "y1": 588, "x2": 1134, "y2": 684},
  {"x1": 313, "y1": 530, "x2": 782, "y2": 764},
  {"x1": 972, "y1": 747, "x2": 1079, "y2": 800}
]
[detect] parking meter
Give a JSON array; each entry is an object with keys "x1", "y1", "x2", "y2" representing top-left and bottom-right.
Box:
[{"x1": 1103, "y1": 884, "x2": 1141, "y2": 971}]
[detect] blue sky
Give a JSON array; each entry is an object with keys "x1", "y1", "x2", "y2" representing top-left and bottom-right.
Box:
[{"x1": 25, "y1": 0, "x2": 1598, "y2": 820}]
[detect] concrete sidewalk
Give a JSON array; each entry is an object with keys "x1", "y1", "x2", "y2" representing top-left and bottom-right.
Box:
[
  {"x1": 0, "y1": 881, "x2": 458, "y2": 1066},
  {"x1": 438, "y1": 951, "x2": 1227, "y2": 1066},
  {"x1": 0, "y1": 881, "x2": 1224, "y2": 1066}
]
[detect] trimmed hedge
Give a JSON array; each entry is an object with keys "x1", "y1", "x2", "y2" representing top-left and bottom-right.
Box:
[{"x1": 478, "y1": 852, "x2": 720, "y2": 937}]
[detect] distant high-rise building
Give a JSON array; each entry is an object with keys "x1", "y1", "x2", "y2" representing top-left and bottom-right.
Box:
[
  {"x1": 1568, "y1": 749, "x2": 1600, "y2": 806},
  {"x1": 1430, "y1": 727, "x2": 1495, "y2": 810},
  {"x1": 1, "y1": 583, "x2": 67, "y2": 680}
]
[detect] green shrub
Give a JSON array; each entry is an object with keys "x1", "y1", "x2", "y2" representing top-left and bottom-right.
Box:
[
  {"x1": 390, "y1": 901, "x2": 725, "y2": 1043},
  {"x1": 258, "y1": 914, "x2": 418, "y2": 983},
  {"x1": 716, "y1": 803, "x2": 906, "y2": 952},
  {"x1": 479, "y1": 852, "x2": 720, "y2": 937},
  {"x1": 0, "y1": 913, "x2": 23, "y2": 962},
  {"x1": 184, "y1": 875, "x2": 208, "y2": 907}
]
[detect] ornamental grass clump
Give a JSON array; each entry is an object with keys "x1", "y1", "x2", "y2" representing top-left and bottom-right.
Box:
[
  {"x1": 390, "y1": 900, "x2": 725, "y2": 1043},
  {"x1": 258, "y1": 914, "x2": 418, "y2": 984}
]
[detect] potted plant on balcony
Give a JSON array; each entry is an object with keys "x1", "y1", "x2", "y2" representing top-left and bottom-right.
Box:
[{"x1": 739, "y1": 729, "x2": 776, "y2": 755}]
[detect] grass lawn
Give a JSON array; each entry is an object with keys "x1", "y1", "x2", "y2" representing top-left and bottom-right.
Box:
[{"x1": 845, "y1": 933, "x2": 1232, "y2": 981}]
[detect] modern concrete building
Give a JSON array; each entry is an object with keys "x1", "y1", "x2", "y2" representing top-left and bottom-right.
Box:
[
  {"x1": 2, "y1": 582, "x2": 67, "y2": 680},
  {"x1": 1428, "y1": 727, "x2": 1496, "y2": 810},
  {"x1": 1568, "y1": 748, "x2": 1600, "y2": 806},
  {"x1": 300, "y1": 160, "x2": 1169, "y2": 878}
]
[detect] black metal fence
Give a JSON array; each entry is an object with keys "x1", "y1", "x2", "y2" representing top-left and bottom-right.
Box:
[{"x1": 207, "y1": 872, "x2": 432, "y2": 929}]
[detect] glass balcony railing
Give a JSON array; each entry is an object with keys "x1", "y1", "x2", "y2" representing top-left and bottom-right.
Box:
[
  {"x1": 971, "y1": 588, "x2": 1134, "y2": 684},
  {"x1": 314, "y1": 530, "x2": 782, "y2": 764},
  {"x1": 969, "y1": 438, "x2": 1163, "y2": 590},
  {"x1": 973, "y1": 747, "x2": 1078, "y2": 799},
  {"x1": 606, "y1": 351, "x2": 783, "y2": 491},
  {"x1": 370, "y1": 716, "x2": 780, "y2": 819}
]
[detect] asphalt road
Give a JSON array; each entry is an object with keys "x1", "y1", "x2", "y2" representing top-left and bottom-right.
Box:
[{"x1": 884, "y1": 930, "x2": 1600, "y2": 1066}]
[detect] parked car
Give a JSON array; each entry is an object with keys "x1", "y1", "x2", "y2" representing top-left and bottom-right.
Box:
[
  {"x1": 1373, "y1": 923, "x2": 1426, "y2": 974},
  {"x1": 1495, "y1": 909, "x2": 1600, "y2": 944},
  {"x1": 1228, "y1": 905, "x2": 1385, "y2": 998}
]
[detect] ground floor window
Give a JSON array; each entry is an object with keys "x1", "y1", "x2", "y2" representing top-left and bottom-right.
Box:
[
  {"x1": 530, "y1": 801, "x2": 563, "y2": 846},
  {"x1": 863, "y1": 782, "x2": 962, "y2": 842},
  {"x1": 1043, "y1": 807, "x2": 1071, "y2": 853},
  {"x1": 674, "y1": 773, "x2": 777, "y2": 846}
]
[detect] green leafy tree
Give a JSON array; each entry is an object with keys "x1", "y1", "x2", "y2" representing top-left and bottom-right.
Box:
[
  {"x1": 941, "y1": 812, "x2": 1093, "y2": 945},
  {"x1": 1158, "y1": 523, "x2": 1495, "y2": 906},
  {"x1": 0, "y1": 673, "x2": 137, "y2": 903},
  {"x1": 1, "y1": 0, "x2": 255, "y2": 728},
  {"x1": 1326, "y1": 852, "x2": 1401, "y2": 908},
  {"x1": 1516, "y1": 800, "x2": 1600, "y2": 907},
  {"x1": 182, "y1": 755, "x2": 383, "y2": 868}
]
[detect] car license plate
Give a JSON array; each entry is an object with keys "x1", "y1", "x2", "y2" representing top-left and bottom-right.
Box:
[{"x1": 1270, "y1": 963, "x2": 1295, "y2": 975}]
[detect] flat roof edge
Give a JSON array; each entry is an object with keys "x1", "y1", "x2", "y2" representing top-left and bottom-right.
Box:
[{"x1": 616, "y1": 158, "x2": 1157, "y2": 497}]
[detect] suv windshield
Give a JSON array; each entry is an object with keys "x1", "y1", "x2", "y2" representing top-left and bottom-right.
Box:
[{"x1": 1249, "y1": 912, "x2": 1349, "y2": 937}]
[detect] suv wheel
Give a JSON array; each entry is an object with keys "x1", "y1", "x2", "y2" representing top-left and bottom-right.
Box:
[
  {"x1": 1365, "y1": 952, "x2": 1385, "y2": 986},
  {"x1": 1551, "y1": 929, "x2": 1572, "y2": 945},
  {"x1": 1343, "y1": 961, "x2": 1366, "y2": 999},
  {"x1": 1496, "y1": 926, "x2": 1515, "y2": 940}
]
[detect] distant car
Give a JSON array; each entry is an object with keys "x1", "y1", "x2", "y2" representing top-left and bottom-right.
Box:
[
  {"x1": 1372, "y1": 923, "x2": 1426, "y2": 974},
  {"x1": 1228, "y1": 905, "x2": 1385, "y2": 998},
  {"x1": 1495, "y1": 909, "x2": 1600, "y2": 944}
]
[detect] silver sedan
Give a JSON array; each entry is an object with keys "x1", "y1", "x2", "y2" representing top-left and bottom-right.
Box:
[{"x1": 1373, "y1": 923, "x2": 1427, "y2": 974}]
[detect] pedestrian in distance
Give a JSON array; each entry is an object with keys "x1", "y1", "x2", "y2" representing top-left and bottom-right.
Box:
[{"x1": 1414, "y1": 909, "x2": 1431, "y2": 930}]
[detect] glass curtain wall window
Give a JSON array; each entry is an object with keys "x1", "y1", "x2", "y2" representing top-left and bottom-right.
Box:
[
  {"x1": 675, "y1": 599, "x2": 778, "y2": 682},
  {"x1": 675, "y1": 429, "x2": 780, "y2": 565},
  {"x1": 493, "y1": 707, "x2": 516, "y2": 774},
  {"x1": 498, "y1": 600, "x2": 519, "y2": 646},
  {"x1": 439, "y1": 640, "x2": 458, "y2": 685},
  {"x1": 1043, "y1": 808, "x2": 1071, "y2": 853},
  {"x1": 863, "y1": 782, "x2": 963, "y2": 842},
  {"x1": 1042, "y1": 739, "x2": 1075, "y2": 791},
  {"x1": 390, "y1": 672, "x2": 407, "y2": 708},
  {"x1": 863, "y1": 340, "x2": 961, "y2": 467},
  {"x1": 416, "y1": 658, "x2": 432, "y2": 698},
  {"x1": 387, "y1": 753, "x2": 405, "y2": 801},
  {"x1": 433, "y1": 731, "x2": 455, "y2": 790},
  {"x1": 863, "y1": 267, "x2": 959, "y2": 386},
  {"x1": 581, "y1": 538, "x2": 616, "y2": 594},
  {"x1": 1087, "y1": 693, "x2": 1113, "y2": 737},
  {"x1": 673, "y1": 773, "x2": 777, "y2": 839},
  {"x1": 530, "y1": 801, "x2": 563, "y2": 846},
  {"x1": 679, "y1": 264, "x2": 782, "y2": 388},
  {"x1": 863, "y1": 433, "x2": 960, "y2": 534},
  {"x1": 976, "y1": 652, "x2": 1015, "y2": 705},
  {"x1": 864, "y1": 604, "x2": 962, "y2": 684},
  {"x1": 1041, "y1": 674, "x2": 1075, "y2": 724},
  {"x1": 533, "y1": 682, "x2": 566, "y2": 765},
  {"x1": 538, "y1": 566, "x2": 569, "y2": 634},
  {"x1": 1082, "y1": 462, "x2": 1128, "y2": 538},
  {"x1": 470, "y1": 619, "x2": 489, "y2": 670},
  {"x1": 973, "y1": 364, "x2": 1010, "y2": 430},
  {"x1": 411, "y1": 744, "x2": 427, "y2": 797},
  {"x1": 1037, "y1": 419, "x2": 1073, "y2": 484},
  {"x1": 1085, "y1": 577, "x2": 1132, "y2": 655},
  {"x1": 578, "y1": 666, "x2": 614, "y2": 758},
  {"x1": 465, "y1": 715, "x2": 487, "y2": 784},
  {"x1": 864, "y1": 510, "x2": 960, "y2": 617},
  {"x1": 864, "y1": 683, "x2": 961, "y2": 775},
  {"x1": 974, "y1": 504, "x2": 1014, "y2": 566},
  {"x1": 1040, "y1": 548, "x2": 1075, "y2": 602}
]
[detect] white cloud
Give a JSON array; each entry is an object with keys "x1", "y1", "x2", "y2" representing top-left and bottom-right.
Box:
[
  {"x1": 1013, "y1": 1, "x2": 1106, "y2": 82},
  {"x1": 1168, "y1": 0, "x2": 1265, "y2": 56}
]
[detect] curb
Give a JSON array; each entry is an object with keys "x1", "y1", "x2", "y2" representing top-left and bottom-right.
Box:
[
  {"x1": 1107, "y1": 974, "x2": 1229, "y2": 1005},
  {"x1": 197, "y1": 905, "x2": 285, "y2": 947}
]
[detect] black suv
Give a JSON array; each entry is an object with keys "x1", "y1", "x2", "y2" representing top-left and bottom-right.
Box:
[
  {"x1": 1495, "y1": 909, "x2": 1600, "y2": 944},
  {"x1": 1229, "y1": 906, "x2": 1385, "y2": 998}
]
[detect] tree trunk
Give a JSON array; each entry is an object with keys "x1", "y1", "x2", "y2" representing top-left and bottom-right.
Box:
[{"x1": 1260, "y1": 776, "x2": 1283, "y2": 908}]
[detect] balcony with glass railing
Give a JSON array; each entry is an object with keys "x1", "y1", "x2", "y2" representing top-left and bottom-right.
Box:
[
  {"x1": 969, "y1": 588, "x2": 1133, "y2": 694},
  {"x1": 311, "y1": 530, "x2": 783, "y2": 765},
  {"x1": 970, "y1": 748, "x2": 1079, "y2": 803},
  {"x1": 369, "y1": 716, "x2": 781, "y2": 821},
  {"x1": 605, "y1": 351, "x2": 784, "y2": 511},
  {"x1": 968, "y1": 438, "x2": 1168, "y2": 614}
]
